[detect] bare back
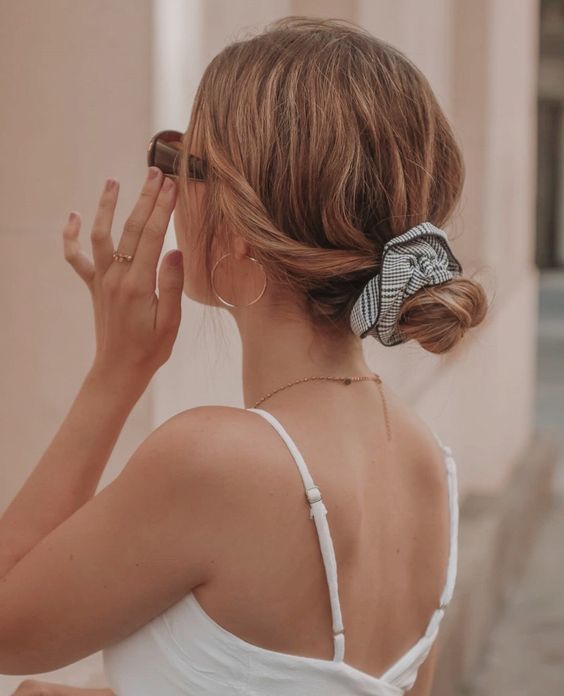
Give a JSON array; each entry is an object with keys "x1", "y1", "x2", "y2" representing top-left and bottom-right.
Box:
[{"x1": 192, "y1": 378, "x2": 453, "y2": 693}]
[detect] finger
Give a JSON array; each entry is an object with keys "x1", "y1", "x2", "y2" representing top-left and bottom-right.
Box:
[
  {"x1": 90, "y1": 178, "x2": 120, "y2": 274},
  {"x1": 63, "y1": 212, "x2": 95, "y2": 286},
  {"x1": 155, "y1": 249, "x2": 183, "y2": 340},
  {"x1": 127, "y1": 176, "x2": 177, "y2": 291},
  {"x1": 110, "y1": 166, "x2": 164, "y2": 273}
]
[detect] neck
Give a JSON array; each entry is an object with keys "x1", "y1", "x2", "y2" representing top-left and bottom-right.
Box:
[{"x1": 231, "y1": 302, "x2": 374, "y2": 409}]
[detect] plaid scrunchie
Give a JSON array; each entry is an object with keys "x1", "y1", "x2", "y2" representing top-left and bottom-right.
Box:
[{"x1": 350, "y1": 222, "x2": 464, "y2": 346}]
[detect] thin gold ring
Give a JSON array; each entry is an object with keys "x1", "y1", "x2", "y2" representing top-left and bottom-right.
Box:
[{"x1": 112, "y1": 251, "x2": 134, "y2": 263}]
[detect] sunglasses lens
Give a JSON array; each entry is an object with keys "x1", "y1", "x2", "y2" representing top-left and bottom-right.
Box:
[
  {"x1": 148, "y1": 130, "x2": 207, "y2": 180},
  {"x1": 188, "y1": 154, "x2": 207, "y2": 181},
  {"x1": 149, "y1": 131, "x2": 181, "y2": 176}
]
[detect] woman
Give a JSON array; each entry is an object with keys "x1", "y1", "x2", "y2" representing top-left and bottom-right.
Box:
[{"x1": 3, "y1": 16, "x2": 488, "y2": 696}]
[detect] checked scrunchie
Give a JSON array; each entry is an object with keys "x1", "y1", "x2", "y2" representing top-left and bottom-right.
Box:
[{"x1": 350, "y1": 222, "x2": 464, "y2": 346}]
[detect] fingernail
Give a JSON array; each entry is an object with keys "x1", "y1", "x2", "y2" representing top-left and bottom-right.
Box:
[
  {"x1": 105, "y1": 178, "x2": 117, "y2": 191},
  {"x1": 168, "y1": 250, "x2": 183, "y2": 266},
  {"x1": 163, "y1": 177, "x2": 174, "y2": 192},
  {"x1": 68, "y1": 211, "x2": 79, "y2": 222},
  {"x1": 148, "y1": 166, "x2": 160, "y2": 180}
]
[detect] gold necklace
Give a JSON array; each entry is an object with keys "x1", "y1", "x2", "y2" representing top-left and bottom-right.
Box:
[{"x1": 253, "y1": 372, "x2": 391, "y2": 442}]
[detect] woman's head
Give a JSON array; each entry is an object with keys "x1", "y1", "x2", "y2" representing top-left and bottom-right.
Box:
[{"x1": 173, "y1": 15, "x2": 488, "y2": 355}]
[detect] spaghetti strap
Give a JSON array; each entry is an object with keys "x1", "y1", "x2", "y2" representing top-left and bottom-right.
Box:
[
  {"x1": 245, "y1": 409, "x2": 459, "y2": 685},
  {"x1": 380, "y1": 431, "x2": 460, "y2": 686},
  {"x1": 247, "y1": 407, "x2": 346, "y2": 662},
  {"x1": 431, "y1": 431, "x2": 459, "y2": 609}
]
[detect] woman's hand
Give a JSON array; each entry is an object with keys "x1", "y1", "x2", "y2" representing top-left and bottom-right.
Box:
[
  {"x1": 11, "y1": 679, "x2": 115, "y2": 695},
  {"x1": 62, "y1": 167, "x2": 184, "y2": 383}
]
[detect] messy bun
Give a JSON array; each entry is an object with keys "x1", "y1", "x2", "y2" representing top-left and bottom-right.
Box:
[
  {"x1": 178, "y1": 16, "x2": 490, "y2": 353},
  {"x1": 396, "y1": 277, "x2": 489, "y2": 354}
]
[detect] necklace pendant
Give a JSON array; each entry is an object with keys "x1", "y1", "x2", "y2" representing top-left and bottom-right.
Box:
[{"x1": 344, "y1": 378, "x2": 352, "y2": 385}]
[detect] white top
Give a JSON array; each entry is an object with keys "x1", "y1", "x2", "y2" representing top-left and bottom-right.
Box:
[{"x1": 103, "y1": 407, "x2": 459, "y2": 695}]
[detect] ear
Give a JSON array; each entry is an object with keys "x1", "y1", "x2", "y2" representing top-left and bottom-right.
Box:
[{"x1": 231, "y1": 234, "x2": 252, "y2": 260}]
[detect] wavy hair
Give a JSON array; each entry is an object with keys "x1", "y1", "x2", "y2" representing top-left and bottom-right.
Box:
[{"x1": 177, "y1": 15, "x2": 488, "y2": 354}]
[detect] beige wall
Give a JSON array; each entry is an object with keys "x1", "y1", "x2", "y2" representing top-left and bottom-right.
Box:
[
  {"x1": 0, "y1": 0, "x2": 155, "y2": 509},
  {"x1": 0, "y1": 0, "x2": 539, "y2": 690},
  {"x1": 0, "y1": 0, "x2": 156, "y2": 690}
]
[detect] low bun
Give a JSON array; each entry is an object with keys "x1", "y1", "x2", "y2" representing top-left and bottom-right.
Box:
[
  {"x1": 179, "y1": 17, "x2": 491, "y2": 352},
  {"x1": 396, "y1": 276, "x2": 488, "y2": 354}
]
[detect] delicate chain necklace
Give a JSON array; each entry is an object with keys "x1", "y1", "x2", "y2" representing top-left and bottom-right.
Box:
[{"x1": 253, "y1": 372, "x2": 391, "y2": 442}]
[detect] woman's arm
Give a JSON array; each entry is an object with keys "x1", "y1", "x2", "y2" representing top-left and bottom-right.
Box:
[
  {"x1": 1, "y1": 164, "x2": 183, "y2": 580},
  {"x1": 0, "y1": 364, "x2": 148, "y2": 578}
]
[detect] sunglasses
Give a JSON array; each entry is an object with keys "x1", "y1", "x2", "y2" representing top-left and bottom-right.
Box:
[{"x1": 147, "y1": 129, "x2": 207, "y2": 181}]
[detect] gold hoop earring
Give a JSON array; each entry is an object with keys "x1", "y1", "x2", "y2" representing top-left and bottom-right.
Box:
[{"x1": 210, "y1": 252, "x2": 268, "y2": 308}]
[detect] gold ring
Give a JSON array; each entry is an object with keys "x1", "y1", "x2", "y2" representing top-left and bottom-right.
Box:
[{"x1": 112, "y1": 251, "x2": 134, "y2": 263}]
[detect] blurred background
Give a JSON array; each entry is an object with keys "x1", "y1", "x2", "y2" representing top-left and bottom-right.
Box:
[{"x1": 0, "y1": 0, "x2": 562, "y2": 693}]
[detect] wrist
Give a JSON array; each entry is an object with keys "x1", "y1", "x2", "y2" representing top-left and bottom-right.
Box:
[{"x1": 86, "y1": 361, "x2": 151, "y2": 400}]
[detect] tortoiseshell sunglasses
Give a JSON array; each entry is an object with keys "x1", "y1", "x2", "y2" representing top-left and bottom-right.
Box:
[{"x1": 147, "y1": 129, "x2": 207, "y2": 181}]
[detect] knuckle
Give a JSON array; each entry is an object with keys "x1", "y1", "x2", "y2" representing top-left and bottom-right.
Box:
[
  {"x1": 159, "y1": 187, "x2": 174, "y2": 205},
  {"x1": 121, "y1": 278, "x2": 143, "y2": 298},
  {"x1": 90, "y1": 230, "x2": 107, "y2": 244},
  {"x1": 90, "y1": 226, "x2": 107, "y2": 242},
  {"x1": 123, "y1": 217, "x2": 142, "y2": 236},
  {"x1": 96, "y1": 199, "x2": 111, "y2": 214},
  {"x1": 102, "y1": 273, "x2": 120, "y2": 295},
  {"x1": 144, "y1": 219, "x2": 162, "y2": 238}
]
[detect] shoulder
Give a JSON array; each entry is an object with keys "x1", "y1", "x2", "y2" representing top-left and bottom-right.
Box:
[
  {"x1": 140, "y1": 405, "x2": 271, "y2": 497},
  {"x1": 112, "y1": 406, "x2": 273, "y2": 585},
  {"x1": 0, "y1": 408, "x2": 270, "y2": 674},
  {"x1": 152, "y1": 405, "x2": 263, "y2": 465},
  {"x1": 156, "y1": 404, "x2": 259, "y2": 438},
  {"x1": 139, "y1": 406, "x2": 284, "y2": 565},
  {"x1": 400, "y1": 413, "x2": 450, "y2": 501}
]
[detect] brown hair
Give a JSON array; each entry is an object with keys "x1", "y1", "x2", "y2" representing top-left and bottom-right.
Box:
[{"x1": 178, "y1": 15, "x2": 488, "y2": 354}]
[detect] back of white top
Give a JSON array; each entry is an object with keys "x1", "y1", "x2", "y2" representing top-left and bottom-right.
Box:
[{"x1": 103, "y1": 408, "x2": 459, "y2": 695}]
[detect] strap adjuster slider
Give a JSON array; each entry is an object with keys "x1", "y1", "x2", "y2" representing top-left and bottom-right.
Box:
[{"x1": 305, "y1": 486, "x2": 322, "y2": 505}]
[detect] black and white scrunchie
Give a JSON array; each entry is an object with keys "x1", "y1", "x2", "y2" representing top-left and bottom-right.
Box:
[{"x1": 350, "y1": 222, "x2": 464, "y2": 346}]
